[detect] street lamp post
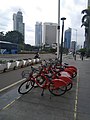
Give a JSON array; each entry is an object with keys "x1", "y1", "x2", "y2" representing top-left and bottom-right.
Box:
[
  {"x1": 60, "y1": 17, "x2": 66, "y2": 64},
  {"x1": 57, "y1": 0, "x2": 60, "y2": 59}
]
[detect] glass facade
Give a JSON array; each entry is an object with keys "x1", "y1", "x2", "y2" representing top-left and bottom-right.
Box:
[
  {"x1": 13, "y1": 10, "x2": 25, "y2": 42},
  {"x1": 64, "y1": 28, "x2": 71, "y2": 49},
  {"x1": 35, "y1": 22, "x2": 42, "y2": 46}
]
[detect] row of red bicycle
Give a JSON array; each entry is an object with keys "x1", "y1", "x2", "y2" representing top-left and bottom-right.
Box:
[{"x1": 18, "y1": 58, "x2": 77, "y2": 97}]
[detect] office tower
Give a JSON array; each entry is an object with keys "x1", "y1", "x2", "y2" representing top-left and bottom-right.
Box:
[
  {"x1": 64, "y1": 28, "x2": 71, "y2": 49},
  {"x1": 70, "y1": 41, "x2": 76, "y2": 52},
  {"x1": 35, "y1": 22, "x2": 42, "y2": 46},
  {"x1": 42, "y1": 22, "x2": 57, "y2": 46},
  {"x1": 13, "y1": 10, "x2": 25, "y2": 42}
]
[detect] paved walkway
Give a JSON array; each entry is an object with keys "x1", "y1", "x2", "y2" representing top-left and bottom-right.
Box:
[{"x1": 0, "y1": 56, "x2": 90, "y2": 120}]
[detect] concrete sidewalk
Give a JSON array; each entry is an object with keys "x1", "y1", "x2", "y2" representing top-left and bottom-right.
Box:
[{"x1": 0, "y1": 57, "x2": 90, "y2": 120}]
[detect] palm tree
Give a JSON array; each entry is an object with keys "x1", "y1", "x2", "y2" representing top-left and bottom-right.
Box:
[{"x1": 81, "y1": 9, "x2": 90, "y2": 57}]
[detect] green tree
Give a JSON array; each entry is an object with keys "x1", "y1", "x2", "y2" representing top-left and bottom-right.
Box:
[
  {"x1": 0, "y1": 31, "x2": 5, "y2": 41},
  {"x1": 81, "y1": 9, "x2": 90, "y2": 56},
  {"x1": 5, "y1": 31, "x2": 24, "y2": 44}
]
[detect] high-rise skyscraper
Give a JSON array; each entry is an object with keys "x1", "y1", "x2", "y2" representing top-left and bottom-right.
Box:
[
  {"x1": 13, "y1": 10, "x2": 25, "y2": 41},
  {"x1": 70, "y1": 41, "x2": 76, "y2": 52},
  {"x1": 64, "y1": 28, "x2": 71, "y2": 49},
  {"x1": 42, "y1": 22, "x2": 57, "y2": 46},
  {"x1": 35, "y1": 22, "x2": 42, "y2": 46}
]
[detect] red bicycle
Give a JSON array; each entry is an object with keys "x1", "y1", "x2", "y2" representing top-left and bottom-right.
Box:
[
  {"x1": 18, "y1": 66, "x2": 67, "y2": 96},
  {"x1": 49, "y1": 59, "x2": 77, "y2": 78},
  {"x1": 39, "y1": 63, "x2": 73, "y2": 91}
]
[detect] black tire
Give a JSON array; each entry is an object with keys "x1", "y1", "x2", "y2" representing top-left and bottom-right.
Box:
[
  {"x1": 49, "y1": 82, "x2": 67, "y2": 96},
  {"x1": 18, "y1": 80, "x2": 34, "y2": 94},
  {"x1": 72, "y1": 71, "x2": 77, "y2": 78},
  {"x1": 66, "y1": 83, "x2": 73, "y2": 91}
]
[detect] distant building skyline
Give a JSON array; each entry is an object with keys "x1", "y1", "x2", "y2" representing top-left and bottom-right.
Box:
[
  {"x1": 13, "y1": 10, "x2": 25, "y2": 42},
  {"x1": 70, "y1": 41, "x2": 76, "y2": 52},
  {"x1": 64, "y1": 28, "x2": 71, "y2": 49},
  {"x1": 35, "y1": 22, "x2": 42, "y2": 46},
  {"x1": 42, "y1": 22, "x2": 57, "y2": 46}
]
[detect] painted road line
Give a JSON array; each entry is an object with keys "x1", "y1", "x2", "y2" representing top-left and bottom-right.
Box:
[
  {"x1": 2, "y1": 100, "x2": 15, "y2": 110},
  {"x1": 0, "y1": 78, "x2": 26, "y2": 93},
  {"x1": 74, "y1": 69, "x2": 79, "y2": 120},
  {"x1": 2, "y1": 96, "x2": 21, "y2": 111}
]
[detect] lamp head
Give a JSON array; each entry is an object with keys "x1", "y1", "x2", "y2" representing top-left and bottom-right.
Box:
[{"x1": 61, "y1": 17, "x2": 66, "y2": 20}]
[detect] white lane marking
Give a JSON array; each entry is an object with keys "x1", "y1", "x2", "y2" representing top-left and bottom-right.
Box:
[
  {"x1": 0, "y1": 78, "x2": 26, "y2": 93},
  {"x1": 2, "y1": 96, "x2": 21, "y2": 110},
  {"x1": 74, "y1": 69, "x2": 79, "y2": 120},
  {"x1": 2, "y1": 100, "x2": 15, "y2": 110}
]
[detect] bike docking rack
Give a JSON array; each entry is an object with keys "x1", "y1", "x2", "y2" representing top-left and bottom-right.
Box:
[{"x1": 18, "y1": 58, "x2": 77, "y2": 99}]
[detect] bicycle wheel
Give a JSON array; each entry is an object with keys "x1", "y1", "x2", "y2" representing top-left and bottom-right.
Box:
[
  {"x1": 58, "y1": 76, "x2": 73, "y2": 91},
  {"x1": 49, "y1": 81, "x2": 67, "y2": 96},
  {"x1": 72, "y1": 71, "x2": 77, "y2": 78},
  {"x1": 66, "y1": 83, "x2": 73, "y2": 91},
  {"x1": 68, "y1": 68, "x2": 77, "y2": 78},
  {"x1": 18, "y1": 80, "x2": 34, "y2": 94}
]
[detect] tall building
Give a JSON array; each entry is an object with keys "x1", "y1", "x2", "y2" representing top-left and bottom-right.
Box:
[
  {"x1": 13, "y1": 10, "x2": 25, "y2": 41},
  {"x1": 42, "y1": 22, "x2": 57, "y2": 46},
  {"x1": 64, "y1": 28, "x2": 71, "y2": 49},
  {"x1": 70, "y1": 41, "x2": 76, "y2": 52},
  {"x1": 35, "y1": 22, "x2": 42, "y2": 46}
]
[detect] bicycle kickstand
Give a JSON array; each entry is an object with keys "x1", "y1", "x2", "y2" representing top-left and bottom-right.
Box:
[{"x1": 41, "y1": 89, "x2": 44, "y2": 96}]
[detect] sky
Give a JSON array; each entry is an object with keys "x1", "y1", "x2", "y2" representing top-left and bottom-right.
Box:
[{"x1": 0, "y1": 0, "x2": 88, "y2": 46}]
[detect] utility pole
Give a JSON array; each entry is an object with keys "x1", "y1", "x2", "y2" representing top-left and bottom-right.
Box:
[{"x1": 57, "y1": 0, "x2": 60, "y2": 59}]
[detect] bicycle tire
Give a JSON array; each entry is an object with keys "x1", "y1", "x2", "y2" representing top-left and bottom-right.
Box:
[
  {"x1": 58, "y1": 76, "x2": 73, "y2": 91},
  {"x1": 66, "y1": 83, "x2": 73, "y2": 91},
  {"x1": 18, "y1": 80, "x2": 34, "y2": 94},
  {"x1": 68, "y1": 68, "x2": 77, "y2": 78},
  {"x1": 72, "y1": 71, "x2": 77, "y2": 78},
  {"x1": 48, "y1": 81, "x2": 67, "y2": 96}
]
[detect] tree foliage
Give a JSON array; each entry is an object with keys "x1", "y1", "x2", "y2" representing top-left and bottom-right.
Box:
[
  {"x1": 5, "y1": 31, "x2": 24, "y2": 44},
  {"x1": 81, "y1": 9, "x2": 90, "y2": 36},
  {"x1": 0, "y1": 31, "x2": 5, "y2": 41}
]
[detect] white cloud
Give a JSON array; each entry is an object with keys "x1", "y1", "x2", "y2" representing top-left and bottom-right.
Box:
[{"x1": 0, "y1": 0, "x2": 87, "y2": 46}]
